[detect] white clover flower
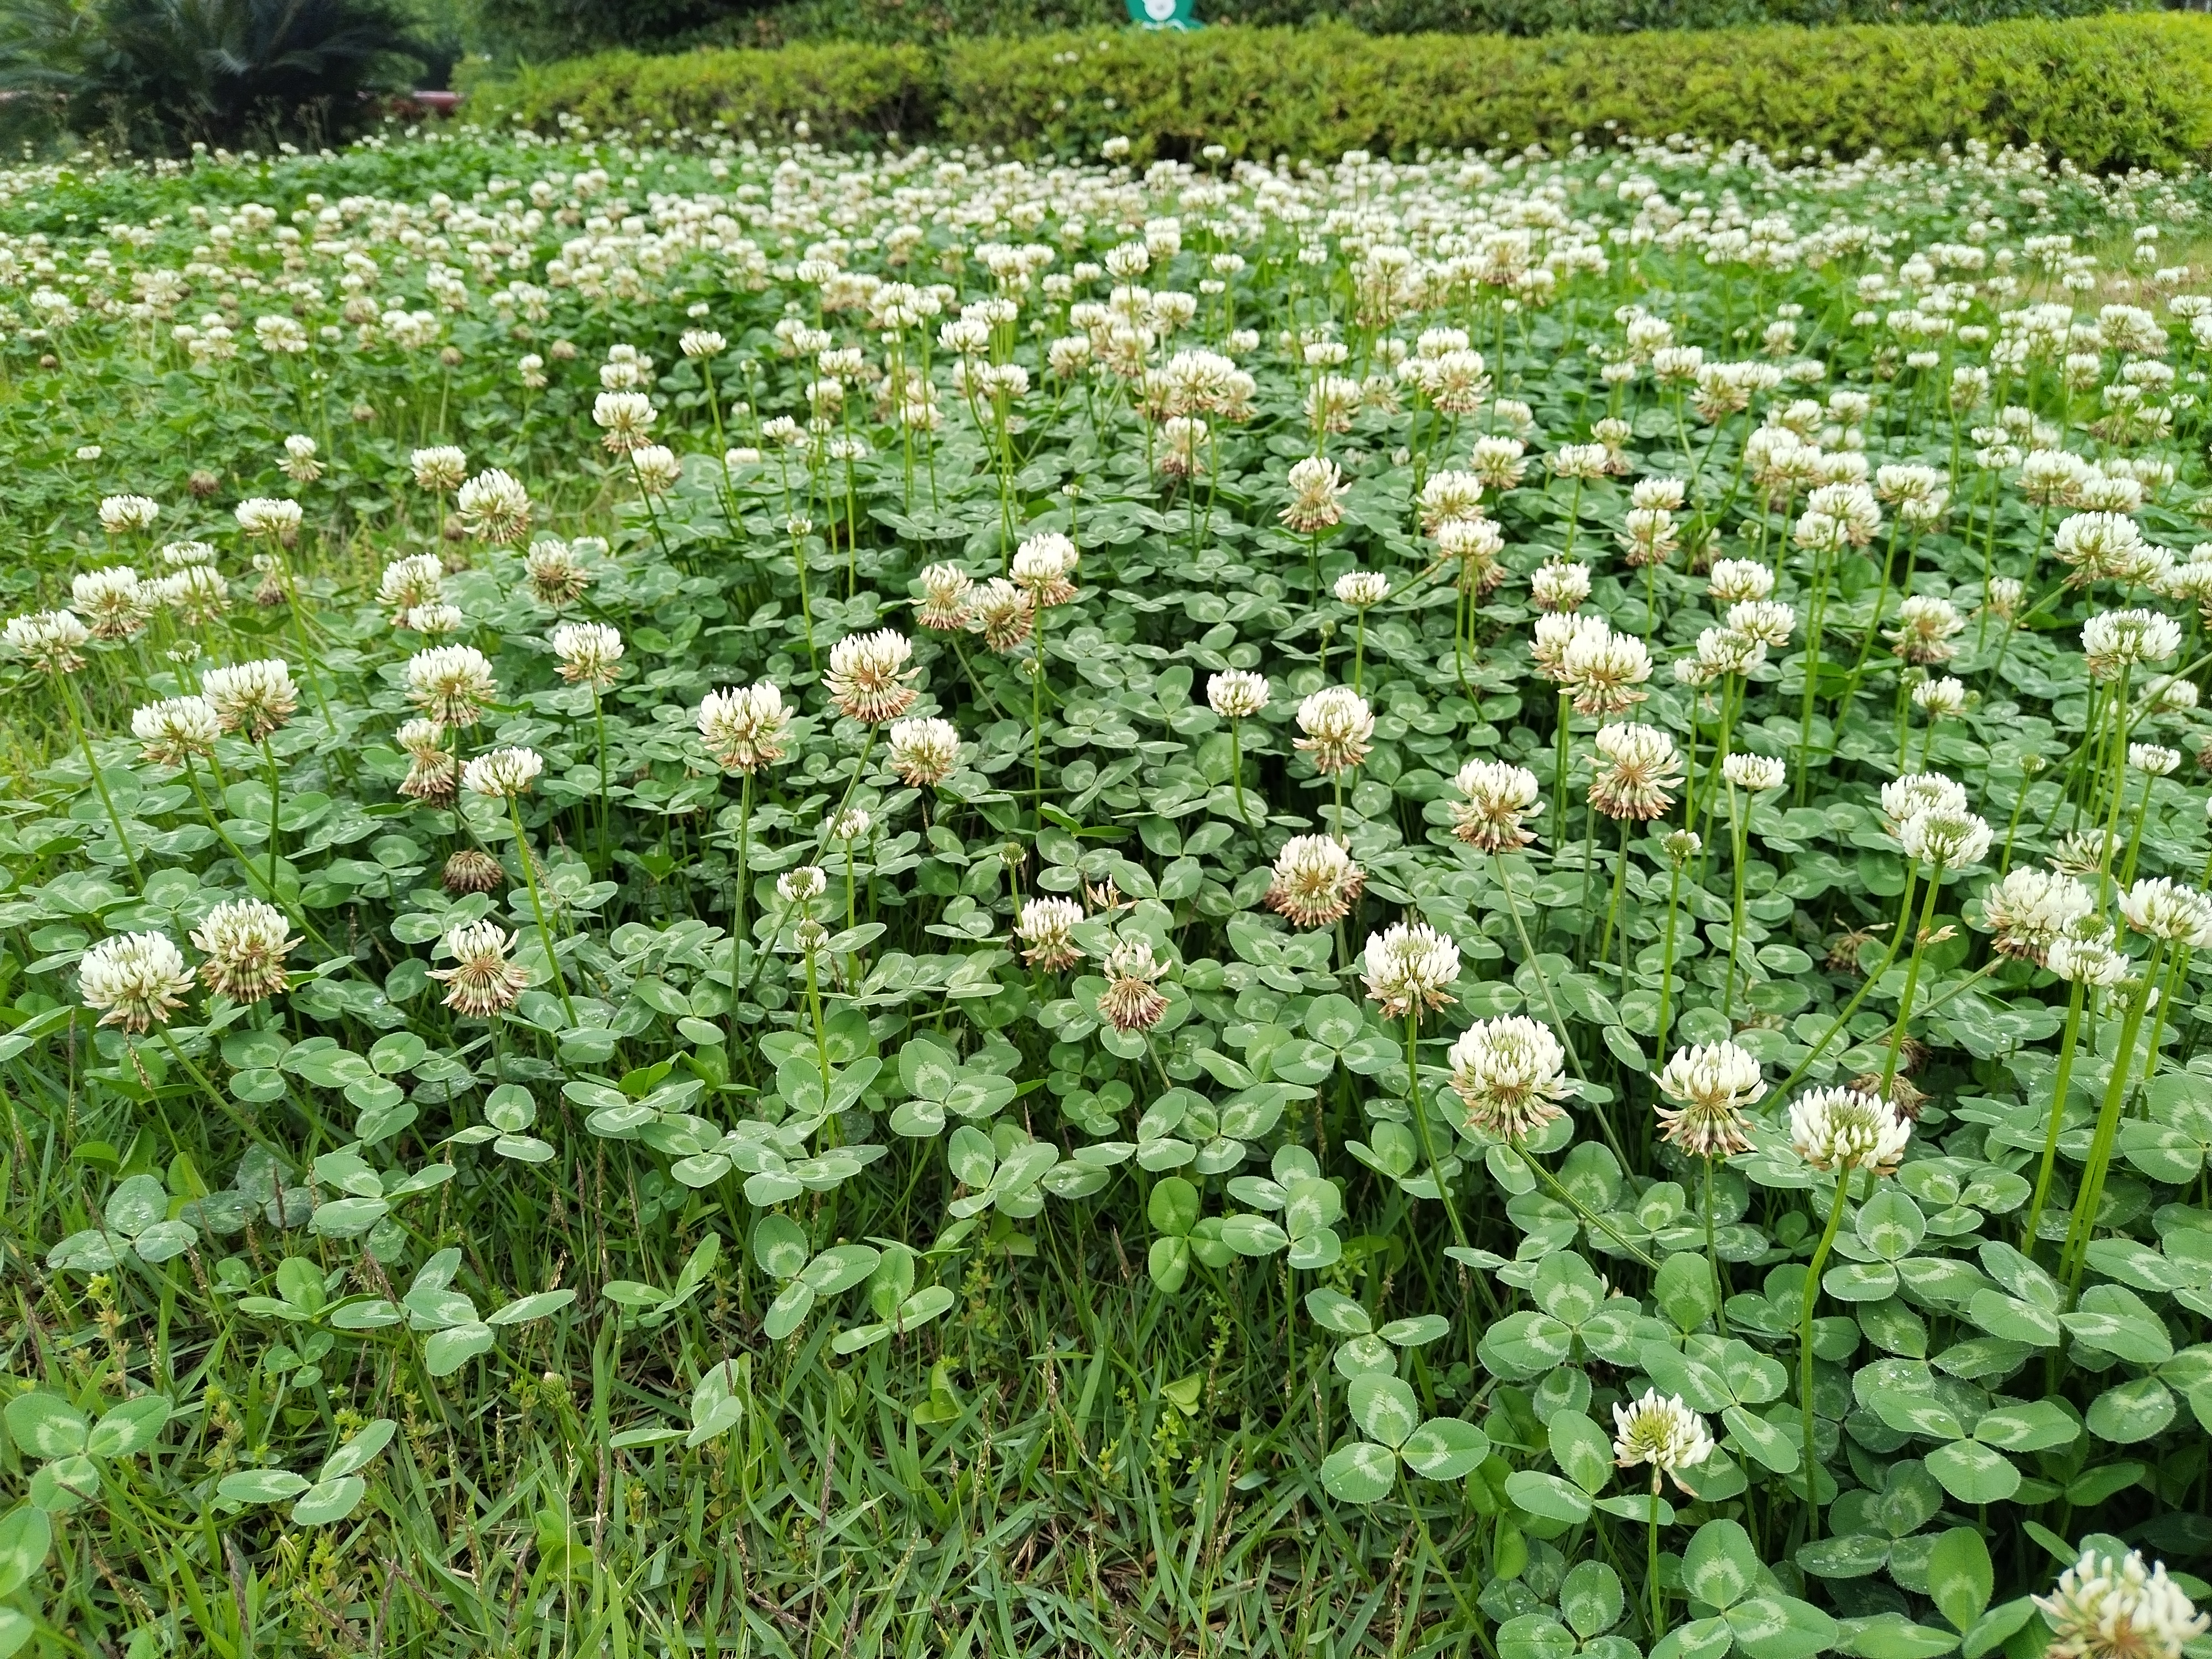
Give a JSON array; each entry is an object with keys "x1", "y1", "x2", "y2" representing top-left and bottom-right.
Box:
[
  {"x1": 1590, "y1": 723, "x2": 1683, "y2": 822},
  {"x1": 525, "y1": 540, "x2": 592, "y2": 607},
  {"x1": 1723, "y1": 753, "x2": 1787, "y2": 792},
  {"x1": 98, "y1": 494, "x2": 161, "y2": 536},
  {"x1": 680, "y1": 328, "x2": 727, "y2": 358},
  {"x1": 433, "y1": 921, "x2": 528, "y2": 1017},
  {"x1": 70, "y1": 567, "x2": 149, "y2": 640},
  {"x1": 888, "y1": 716, "x2": 960, "y2": 787},
  {"x1": 1335, "y1": 569, "x2": 1389, "y2": 608},
  {"x1": 79, "y1": 932, "x2": 196, "y2": 1032},
  {"x1": 914, "y1": 564, "x2": 974, "y2": 630},
  {"x1": 698, "y1": 683, "x2": 790, "y2": 774},
  {"x1": 201, "y1": 658, "x2": 298, "y2": 740},
  {"x1": 1015, "y1": 896, "x2": 1086, "y2": 971},
  {"x1": 2037, "y1": 1547, "x2": 2207, "y2": 1659},
  {"x1": 456, "y1": 468, "x2": 531, "y2": 545},
  {"x1": 1707, "y1": 559, "x2": 1775, "y2": 603},
  {"x1": 2, "y1": 611, "x2": 90, "y2": 677},
  {"x1": 411, "y1": 445, "x2": 468, "y2": 492},
  {"x1": 132, "y1": 695, "x2": 220, "y2": 766},
  {"x1": 1880, "y1": 772, "x2": 1969, "y2": 830},
  {"x1": 1789, "y1": 1086, "x2": 1911, "y2": 1176},
  {"x1": 1656, "y1": 1041, "x2": 1764, "y2": 1157},
  {"x1": 1530, "y1": 561, "x2": 1591, "y2": 612},
  {"x1": 1098, "y1": 936, "x2": 1172, "y2": 1033},
  {"x1": 1362, "y1": 922, "x2": 1460, "y2": 1019},
  {"x1": 280, "y1": 434, "x2": 322, "y2": 484},
  {"x1": 463, "y1": 747, "x2": 544, "y2": 800},
  {"x1": 1207, "y1": 669, "x2": 1270, "y2": 719},
  {"x1": 190, "y1": 899, "x2": 301, "y2": 1004},
  {"x1": 1912, "y1": 676, "x2": 1968, "y2": 717},
  {"x1": 155, "y1": 565, "x2": 229, "y2": 625},
  {"x1": 594, "y1": 389, "x2": 658, "y2": 452},
  {"x1": 379, "y1": 552, "x2": 445, "y2": 616},
  {"x1": 234, "y1": 497, "x2": 302, "y2": 542},
  {"x1": 1983, "y1": 867, "x2": 2094, "y2": 963},
  {"x1": 2119, "y1": 877, "x2": 2212, "y2": 947},
  {"x1": 552, "y1": 621, "x2": 623, "y2": 689},
  {"x1": 630, "y1": 445, "x2": 682, "y2": 495},
  {"x1": 1897, "y1": 807, "x2": 1992, "y2": 869},
  {"x1": 2082, "y1": 608, "x2": 2182, "y2": 680},
  {"x1": 2049, "y1": 930, "x2": 2129, "y2": 988},
  {"x1": 828, "y1": 806, "x2": 872, "y2": 842},
  {"x1": 406, "y1": 645, "x2": 498, "y2": 726},
  {"x1": 1447, "y1": 1014, "x2": 1569, "y2": 1141},
  {"x1": 1612, "y1": 1390, "x2": 1715, "y2": 1487},
  {"x1": 1886, "y1": 594, "x2": 1965, "y2": 665},
  {"x1": 826, "y1": 629, "x2": 919, "y2": 724},
  {"x1": 1295, "y1": 686, "x2": 1374, "y2": 776},
  {"x1": 778, "y1": 866, "x2": 828, "y2": 907},
  {"x1": 1011, "y1": 531, "x2": 1079, "y2": 607},
  {"x1": 1265, "y1": 835, "x2": 1365, "y2": 930},
  {"x1": 1451, "y1": 759, "x2": 1543, "y2": 853},
  {"x1": 1560, "y1": 627, "x2": 1652, "y2": 716},
  {"x1": 2128, "y1": 742, "x2": 2180, "y2": 776},
  {"x1": 1280, "y1": 452, "x2": 1350, "y2": 535}
]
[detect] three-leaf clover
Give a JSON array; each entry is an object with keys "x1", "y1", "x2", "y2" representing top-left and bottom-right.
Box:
[
  {"x1": 1221, "y1": 1146, "x2": 1345, "y2": 1269},
  {"x1": 1498, "y1": 1560, "x2": 1637, "y2": 1659},
  {"x1": 888, "y1": 1036, "x2": 1016, "y2": 1136},
  {"x1": 603, "y1": 1234, "x2": 722, "y2": 1328},
  {"x1": 45, "y1": 1173, "x2": 196, "y2": 1271},
  {"x1": 1145, "y1": 1175, "x2": 1231, "y2": 1293},
  {"x1": 1305, "y1": 1286, "x2": 1449, "y2": 1379},
  {"x1": 216, "y1": 1418, "x2": 397, "y2": 1526},
  {"x1": 830, "y1": 1244, "x2": 956, "y2": 1354},
  {"x1": 444, "y1": 1081, "x2": 556, "y2": 1163},
  {"x1": 947, "y1": 1125, "x2": 1061, "y2": 1219},
  {"x1": 750, "y1": 1215, "x2": 880, "y2": 1339},
  {"x1": 3, "y1": 1391, "x2": 171, "y2": 1514},
  {"x1": 1318, "y1": 1374, "x2": 1490, "y2": 1504},
  {"x1": 1655, "y1": 1519, "x2": 1839, "y2": 1659},
  {"x1": 612, "y1": 1356, "x2": 751, "y2": 1449}
]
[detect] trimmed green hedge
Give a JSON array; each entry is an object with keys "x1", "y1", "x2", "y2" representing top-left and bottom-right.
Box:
[
  {"x1": 463, "y1": 40, "x2": 939, "y2": 144},
  {"x1": 466, "y1": 13, "x2": 2212, "y2": 171}
]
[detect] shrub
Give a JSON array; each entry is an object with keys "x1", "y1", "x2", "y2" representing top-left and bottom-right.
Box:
[
  {"x1": 946, "y1": 15, "x2": 2212, "y2": 171},
  {"x1": 468, "y1": 12, "x2": 2212, "y2": 171},
  {"x1": 462, "y1": 39, "x2": 937, "y2": 141}
]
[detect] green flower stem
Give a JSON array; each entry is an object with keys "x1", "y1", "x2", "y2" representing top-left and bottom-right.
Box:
[
  {"x1": 1876, "y1": 858, "x2": 1947, "y2": 1100},
  {"x1": 1723, "y1": 779, "x2": 1748, "y2": 1024},
  {"x1": 61, "y1": 681, "x2": 144, "y2": 889},
  {"x1": 507, "y1": 797, "x2": 577, "y2": 1026},
  {"x1": 1229, "y1": 716, "x2": 1251, "y2": 828},
  {"x1": 815, "y1": 724, "x2": 881, "y2": 863},
  {"x1": 1493, "y1": 854, "x2": 1588, "y2": 1092},
  {"x1": 1404, "y1": 1010, "x2": 1469, "y2": 1251},
  {"x1": 260, "y1": 737, "x2": 285, "y2": 901},
  {"x1": 1519, "y1": 1147, "x2": 1657, "y2": 1270},
  {"x1": 1798, "y1": 1162, "x2": 1854, "y2": 1541},
  {"x1": 1776, "y1": 864, "x2": 1919, "y2": 1100},
  {"x1": 1552, "y1": 690, "x2": 1573, "y2": 838},
  {"x1": 591, "y1": 685, "x2": 612, "y2": 864},
  {"x1": 2021, "y1": 976, "x2": 2087, "y2": 1255},
  {"x1": 1653, "y1": 857, "x2": 1686, "y2": 1067},
  {"x1": 1704, "y1": 1156, "x2": 1729, "y2": 1335},
  {"x1": 158, "y1": 1026, "x2": 284, "y2": 1159},
  {"x1": 804, "y1": 938, "x2": 832, "y2": 1099},
  {"x1": 2060, "y1": 941, "x2": 2163, "y2": 1295},
  {"x1": 1648, "y1": 1473, "x2": 1665, "y2": 1642},
  {"x1": 726, "y1": 771, "x2": 754, "y2": 1045},
  {"x1": 1599, "y1": 816, "x2": 1631, "y2": 969}
]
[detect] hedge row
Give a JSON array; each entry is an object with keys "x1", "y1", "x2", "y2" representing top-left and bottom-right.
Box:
[
  {"x1": 680, "y1": 0, "x2": 2133, "y2": 53},
  {"x1": 465, "y1": 13, "x2": 2212, "y2": 171}
]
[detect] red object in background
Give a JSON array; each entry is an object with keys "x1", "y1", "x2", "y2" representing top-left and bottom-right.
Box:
[{"x1": 410, "y1": 91, "x2": 461, "y2": 115}]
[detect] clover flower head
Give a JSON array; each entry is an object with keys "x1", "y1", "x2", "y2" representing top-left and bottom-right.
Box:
[
  {"x1": 411, "y1": 445, "x2": 468, "y2": 492},
  {"x1": 1447, "y1": 1014, "x2": 1569, "y2": 1141},
  {"x1": 4, "y1": 609, "x2": 91, "y2": 675},
  {"x1": 1098, "y1": 936, "x2": 1171, "y2": 1032},
  {"x1": 1207, "y1": 669, "x2": 1270, "y2": 719},
  {"x1": 1295, "y1": 685, "x2": 1374, "y2": 776},
  {"x1": 888, "y1": 716, "x2": 961, "y2": 787},
  {"x1": 1723, "y1": 753, "x2": 1787, "y2": 792},
  {"x1": 697, "y1": 682, "x2": 790, "y2": 774},
  {"x1": 1789, "y1": 1086, "x2": 1911, "y2": 1175},
  {"x1": 1984, "y1": 866, "x2": 2094, "y2": 964},
  {"x1": 202, "y1": 658, "x2": 298, "y2": 740},
  {"x1": 1362, "y1": 921, "x2": 1460, "y2": 1019},
  {"x1": 1656, "y1": 1041, "x2": 1765, "y2": 1158},
  {"x1": 463, "y1": 746, "x2": 544, "y2": 800},
  {"x1": 1611, "y1": 1390, "x2": 1715, "y2": 1487},
  {"x1": 1451, "y1": 759, "x2": 1543, "y2": 852},
  {"x1": 552, "y1": 621, "x2": 624, "y2": 688},
  {"x1": 1015, "y1": 896, "x2": 1086, "y2": 971},
  {"x1": 2119, "y1": 876, "x2": 2212, "y2": 947},
  {"x1": 915, "y1": 562, "x2": 975, "y2": 630},
  {"x1": 2037, "y1": 1548, "x2": 2207, "y2": 1659},
  {"x1": 433, "y1": 921, "x2": 529, "y2": 1017},
  {"x1": 79, "y1": 932, "x2": 196, "y2": 1032},
  {"x1": 456, "y1": 468, "x2": 532, "y2": 545},
  {"x1": 1265, "y1": 834, "x2": 1365, "y2": 930},
  {"x1": 826, "y1": 629, "x2": 919, "y2": 724},
  {"x1": 132, "y1": 695, "x2": 220, "y2": 766},
  {"x1": 406, "y1": 644, "x2": 498, "y2": 726},
  {"x1": 190, "y1": 899, "x2": 301, "y2": 1004},
  {"x1": 1590, "y1": 722, "x2": 1684, "y2": 821}
]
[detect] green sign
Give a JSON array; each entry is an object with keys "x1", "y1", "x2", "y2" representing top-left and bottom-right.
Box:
[{"x1": 1128, "y1": 0, "x2": 1199, "y2": 27}]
